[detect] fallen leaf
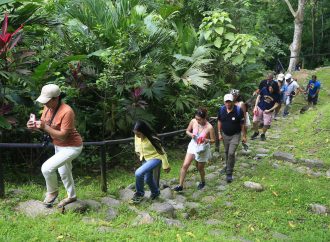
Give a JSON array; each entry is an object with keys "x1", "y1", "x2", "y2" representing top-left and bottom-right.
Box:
[
  {"x1": 186, "y1": 232, "x2": 195, "y2": 238},
  {"x1": 176, "y1": 234, "x2": 182, "y2": 242},
  {"x1": 272, "y1": 191, "x2": 278, "y2": 197},
  {"x1": 288, "y1": 221, "x2": 296, "y2": 228},
  {"x1": 248, "y1": 224, "x2": 255, "y2": 232}
]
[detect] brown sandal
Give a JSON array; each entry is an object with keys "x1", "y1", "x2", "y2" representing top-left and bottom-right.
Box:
[{"x1": 57, "y1": 197, "x2": 77, "y2": 208}]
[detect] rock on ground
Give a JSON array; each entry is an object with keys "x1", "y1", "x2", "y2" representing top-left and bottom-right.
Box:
[
  {"x1": 298, "y1": 158, "x2": 324, "y2": 168},
  {"x1": 101, "y1": 197, "x2": 121, "y2": 207},
  {"x1": 119, "y1": 188, "x2": 135, "y2": 202},
  {"x1": 326, "y1": 169, "x2": 330, "y2": 178},
  {"x1": 160, "y1": 187, "x2": 173, "y2": 200},
  {"x1": 105, "y1": 207, "x2": 118, "y2": 221},
  {"x1": 256, "y1": 148, "x2": 270, "y2": 154},
  {"x1": 62, "y1": 199, "x2": 88, "y2": 213},
  {"x1": 15, "y1": 200, "x2": 56, "y2": 217},
  {"x1": 132, "y1": 212, "x2": 154, "y2": 226},
  {"x1": 163, "y1": 218, "x2": 184, "y2": 227},
  {"x1": 273, "y1": 152, "x2": 295, "y2": 163},
  {"x1": 272, "y1": 232, "x2": 290, "y2": 240},
  {"x1": 150, "y1": 202, "x2": 176, "y2": 218},
  {"x1": 243, "y1": 181, "x2": 264, "y2": 191},
  {"x1": 84, "y1": 199, "x2": 102, "y2": 211},
  {"x1": 310, "y1": 204, "x2": 328, "y2": 215}
]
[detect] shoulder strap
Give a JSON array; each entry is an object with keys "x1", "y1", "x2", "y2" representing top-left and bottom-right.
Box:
[
  {"x1": 47, "y1": 101, "x2": 61, "y2": 126},
  {"x1": 235, "y1": 105, "x2": 241, "y2": 115}
]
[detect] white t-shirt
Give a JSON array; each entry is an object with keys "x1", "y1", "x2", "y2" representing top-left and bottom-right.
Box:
[{"x1": 285, "y1": 80, "x2": 299, "y2": 95}]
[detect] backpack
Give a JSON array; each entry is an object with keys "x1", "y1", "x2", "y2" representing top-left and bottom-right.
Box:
[{"x1": 219, "y1": 105, "x2": 242, "y2": 118}]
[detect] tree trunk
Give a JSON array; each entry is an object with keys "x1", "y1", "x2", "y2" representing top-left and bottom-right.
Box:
[{"x1": 284, "y1": 0, "x2": 307, "y2": 72}]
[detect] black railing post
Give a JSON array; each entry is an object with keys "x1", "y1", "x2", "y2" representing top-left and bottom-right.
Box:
[
  {"x1": 100, "y1": 144, "x2": 107, "y2": 193},
  {"x1": 0, "y1": 160, "x2": 4, "y2": 198}
]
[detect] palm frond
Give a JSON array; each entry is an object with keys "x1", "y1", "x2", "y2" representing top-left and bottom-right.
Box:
[{"x1": 181, "y1": 67, "x2": 211, "y2": 89}]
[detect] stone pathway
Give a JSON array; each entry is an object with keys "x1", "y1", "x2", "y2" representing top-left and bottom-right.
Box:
[{"x1": 13, "y1": 111, "x2": 329, "y2": 240}]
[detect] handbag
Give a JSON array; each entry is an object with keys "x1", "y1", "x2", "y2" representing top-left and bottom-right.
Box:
[
  {"x1": 196, "y1": 143, "x2": 207, "y2": 154},
  {"x1": 41, "y1": 101, "x2": 61, "y2": 147}
]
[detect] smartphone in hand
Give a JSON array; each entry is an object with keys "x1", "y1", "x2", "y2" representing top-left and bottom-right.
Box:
[{"x1": 29, "y1": 113, "x2": 36, "y2": 127}]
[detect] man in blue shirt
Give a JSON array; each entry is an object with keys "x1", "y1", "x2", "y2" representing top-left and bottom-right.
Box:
[{"x1": 305, "y1": 75, "x2": 321, "y2": 106}]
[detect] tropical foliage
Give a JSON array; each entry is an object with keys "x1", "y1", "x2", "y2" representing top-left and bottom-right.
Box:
[{"x1": 0, "y1": 0, "x2": 329, "y2": 141}]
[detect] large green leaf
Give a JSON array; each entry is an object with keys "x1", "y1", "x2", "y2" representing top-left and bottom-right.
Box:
[
  {"x1": 214, "y1": 27, "x2": 224, "y2": 35},
  {"x1": 204, "y1": 30, "x2": 212, "y2": 40},
  {"x1": 214, "y1": 37, "x2": 222, "y2": 48},
  {"x1": 224, "y1": 32, "x2": 235, "y2": 41},
  {"x1": 232, "y1": 54, "x2": 244, "y2": 65}
]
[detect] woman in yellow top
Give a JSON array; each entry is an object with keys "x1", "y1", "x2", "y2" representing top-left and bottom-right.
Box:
[{"x1": 131, "y1": 120, "x2": 171, "y2": 204}]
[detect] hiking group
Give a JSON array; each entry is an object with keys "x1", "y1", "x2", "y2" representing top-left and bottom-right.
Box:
[{"x1": 27, "y1": 74, "x2": 321, "y2": 206}]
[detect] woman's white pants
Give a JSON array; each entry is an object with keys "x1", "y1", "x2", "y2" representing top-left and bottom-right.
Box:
[{"x1": 41, "y1": 145, "x2": 83, "y2": 198}]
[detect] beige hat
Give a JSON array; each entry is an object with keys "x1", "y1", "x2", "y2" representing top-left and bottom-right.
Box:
[
  {"x1": 224, "y1": 94, "x2": 234, "y2": 102},
  {"x1": 36, "y1": 84, "x2": 60, "y2": 104}
]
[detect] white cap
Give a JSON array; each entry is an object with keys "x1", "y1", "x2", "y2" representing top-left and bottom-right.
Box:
[
  {"x1": 36, "y1": 84, "x2": 60, "y2": 104},
  {"x1": 277, "y1": 73, "x2": 285, "y2": 81},
  {"x1": 285, "y1": 73, "x2": 292, "y2": 80},
  {"x1": 224, "y1": 94, "x2": 234, "y2": 102}
]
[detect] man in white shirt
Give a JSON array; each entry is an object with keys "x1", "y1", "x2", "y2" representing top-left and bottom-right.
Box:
[{"x1": 283, "y1": 73, "x2": 302, "y2": 116}]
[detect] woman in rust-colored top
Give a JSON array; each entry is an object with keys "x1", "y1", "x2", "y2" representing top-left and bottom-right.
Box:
[{"x1": 27, "y1": 84, "x2": 83, "y2": 208}]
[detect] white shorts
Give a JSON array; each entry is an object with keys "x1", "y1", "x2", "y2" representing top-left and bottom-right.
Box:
[{"x1": 187, "y1": 139, "x2": 211, "y2": 162}]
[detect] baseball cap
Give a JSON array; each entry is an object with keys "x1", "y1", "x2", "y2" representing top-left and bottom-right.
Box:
[
  {"x1": 277, "y1": 73, "x2": 285, "y2": 81},
  {"x1": 224, "y1": 94, "x2": 234, "y2": 102},
  {"x1": 36, "y1": 84, "x2": 61, "y2": 104},
  {"x1": 285, "y1": 73, "x2": 292, "y2": 80}
]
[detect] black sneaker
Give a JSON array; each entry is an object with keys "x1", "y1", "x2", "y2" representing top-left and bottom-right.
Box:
[
  {"x1": 130, "y1": 193, "x2": 144, "y2": 204},
  {"x1": 197, "y1": 182, "x2": 205, "y2": 190},
  {"x1": 150, "y1": 191, "x2": 160, "y2": 200},
  {"x1": 260, "y1": 133, "x2": 266, "y2": 141},
  {"x1": 226, "y1": 175, "x2": 233, "y2": 183},
  {"x1": 173, "y1": 185, "x2": 183, "y2": 192},
  {"x1": 250, "y1": 131, "x2": 259, "y2": 140}
]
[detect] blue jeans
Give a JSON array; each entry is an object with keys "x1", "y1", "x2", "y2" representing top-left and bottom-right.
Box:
[{"x1": 135, "y1": 158, "x2": 161, "y2": 196}]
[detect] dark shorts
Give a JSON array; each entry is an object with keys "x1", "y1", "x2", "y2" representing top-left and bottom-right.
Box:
[{"x1": 308, "y1": 94, "x2": 318, "y2": 105}]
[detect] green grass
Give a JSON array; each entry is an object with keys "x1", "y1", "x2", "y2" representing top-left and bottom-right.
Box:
[{"x1": 0, "y1": 68, "x2": 330, "y2": 242}]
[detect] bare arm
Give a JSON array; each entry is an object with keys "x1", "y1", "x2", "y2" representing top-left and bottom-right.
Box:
[
  {"x1": 206, "y1": 125, "x2": 216, "y2": 144},
  {"x1": 185, "y1": 119, "x2": 195, "y2": 139},
  {"x1": 217, "y1": 120, "x2": 223, "y2": 140},
  {"x1": 254, "y1": 95, "x2": 261, "y2": 111},
  {"x1": 42, "y1": 123, "x2": 70, "y2": 141},
  {"x1": 241, "y1": 123, "x2": 247, "y2": 143},
  {"x1": 265, "y1": 102, "x2": 279, "y2": 113}
]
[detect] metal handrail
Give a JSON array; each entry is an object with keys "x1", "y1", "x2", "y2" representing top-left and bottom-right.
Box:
[{"x1": 0, "y1": 128, "x2": 186, "y2": 197}]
